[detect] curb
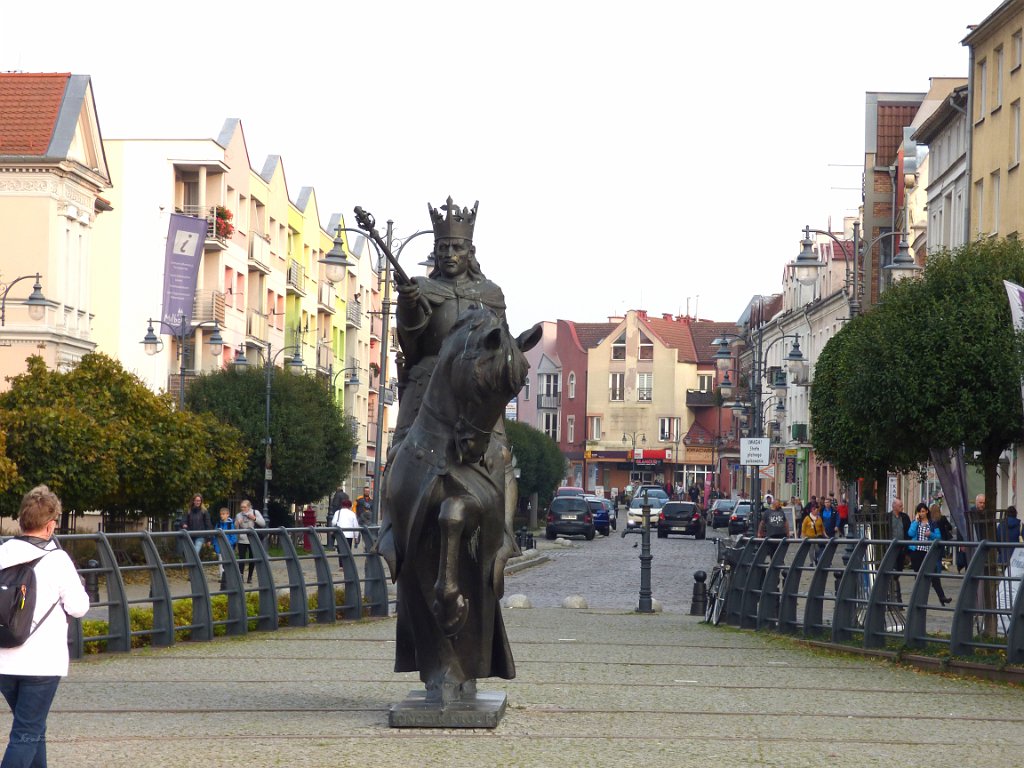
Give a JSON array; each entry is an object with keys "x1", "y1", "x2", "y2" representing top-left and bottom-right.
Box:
[{"x1": 505, "y1": 551, "x2": 550, "y2": 574}]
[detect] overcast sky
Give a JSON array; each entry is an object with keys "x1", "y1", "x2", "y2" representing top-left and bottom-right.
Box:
[{"x1": 3, "y1": 0, "x2": 1001, "y2": 334}]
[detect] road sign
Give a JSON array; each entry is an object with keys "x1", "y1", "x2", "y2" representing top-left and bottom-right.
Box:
[{"x1": 740, "y1": 438, "x2": 771, "y2": 466}]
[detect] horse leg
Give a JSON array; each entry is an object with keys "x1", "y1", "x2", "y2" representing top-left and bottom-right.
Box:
[{"x1": 434, "y1": 495, "x2": 470, "y2": 637}]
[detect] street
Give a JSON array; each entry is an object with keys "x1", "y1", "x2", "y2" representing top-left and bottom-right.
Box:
[{"x1": 505, "y1": 523, "x2": 724, "y2": 612}]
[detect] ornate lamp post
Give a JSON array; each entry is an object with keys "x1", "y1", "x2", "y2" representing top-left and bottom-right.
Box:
[
  {"x1": 233, "y1": 343, "x2": 305, "y2": 517},
  {"x1": 321, "y1": 217, "x2": 433, "y2": 524},
  {"x1": 0, "y1": 273, "x2": 48, "y2": 326},
  {"x1": 622, "y1": 430, "x2": 653, "y2": 613},
  {"x1": 142, "y1": 317, "x2": 224, "y2": 410},
  {"x1": 713, "y1": 327, "x2": 805, "y2": 535}
]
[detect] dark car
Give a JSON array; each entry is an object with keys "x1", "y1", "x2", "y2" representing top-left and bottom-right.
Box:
[
  {"x1": 546, "y1": 496, "x2": 596, "y2": 540},
  {"x1": 657, "y1": 501, "x2": 706, "y2": 539},
  {"x1": 555, "y1": 486, "x2": 586, "y2": 498},
  {"x1": 710, "y1": 499, "x2": 737, "y2": 529},
  {"x1": 584, "y1": 495, "x2": 615, "y2": 536},
  {"x1": 728, "y1": 502, "x2": 752, "y2": 536}
]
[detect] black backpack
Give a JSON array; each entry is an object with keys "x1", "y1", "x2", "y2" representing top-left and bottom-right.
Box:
[
  {"x1": 765, "y1": 509, "x2": 787, "y2": 538},
  {"x1": 0, "y1": 545, "x2": 58, "y2": 648}
]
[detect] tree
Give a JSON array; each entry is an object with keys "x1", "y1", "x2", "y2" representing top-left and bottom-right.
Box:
[
  {"x1": 0, "y1": 354, "x2": 247, "y2": 524},
  {"x1": 506, "y1": 420, "x2": 566, "y2": 510},
  {"x1": 186, "y1": 366, "x2": 354, "y2": 508},
  {"x1": 811, "y1": 238, "x2": 1024, "y2": 516}
]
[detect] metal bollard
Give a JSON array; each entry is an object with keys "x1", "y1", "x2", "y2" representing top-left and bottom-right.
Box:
[
  {"x1": 84, "y1": 559, "x2": 100, "y2": 603},
  {"x1": 689, "y1": 570, "x2": 707, "y2": 616}
]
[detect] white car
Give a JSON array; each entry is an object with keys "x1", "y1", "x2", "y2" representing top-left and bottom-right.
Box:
[{"x1": 627, "y1": 494, "x2": 668, "y2": 527}]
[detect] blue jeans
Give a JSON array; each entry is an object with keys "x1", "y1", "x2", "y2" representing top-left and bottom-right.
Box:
[{"x1": 0, "y1": 675, "x2": 61, "y2": 768}]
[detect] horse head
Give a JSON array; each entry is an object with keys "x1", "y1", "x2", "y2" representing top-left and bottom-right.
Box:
[{"x1": 431, "y1": 308, "x2": 541, "y2": 465}]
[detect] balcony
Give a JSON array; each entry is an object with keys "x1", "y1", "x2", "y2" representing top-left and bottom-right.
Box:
[
  {"x1": 316, "y1": 343, "x2": 334, "y2": 374},
  {"x1": 367, "y1": 422, "x2": 379, "y2": 445},
  {"x1": 637, "y1": 388, "x2": 652, "y2": 402},
  {"x1": 248, "y1": 232, "x2": 272, "y2": 275},
  {"x1": 538, "y1": 394, "x2": 560, "y2": 409},
  {"x1": 245, "y1": 308, "x2": 267, "y2": 342},
  {"x1": 317, "y1": 281, "x2": 336, "y2": 313},
  {"x1": 346, "y1": 303, "x2": 362, "y2": 328},
  {"x1": 686, "y1": 389, "x2": 717, "y2": 408},
  {"x1": 369, "y1": 313, "x2": 383, "y2": 341},
  {"x1": 180, "y1": 205, "x2": 229, "y2": 251},
  {"x1": 286, "y1": 261, "x2": 308, "y2": 296},
  {"x1": 192, "y1": 290, "x2": 225, "y2": 325}
]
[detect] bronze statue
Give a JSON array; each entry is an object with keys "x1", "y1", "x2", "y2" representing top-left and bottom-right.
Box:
[{"x1": 358, "y1": 198, "x2": 540, "y2": 722}]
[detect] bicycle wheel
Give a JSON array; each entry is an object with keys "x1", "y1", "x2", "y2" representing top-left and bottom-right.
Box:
[
  {"x1": 711, "y1": 571, "x2": 731, "y2": 625},
  {"x1": 705, "y1": 567, "x2": 724, "y2": 623}
]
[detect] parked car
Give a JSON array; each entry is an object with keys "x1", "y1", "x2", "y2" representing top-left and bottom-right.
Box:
[
  {"x1": 583, "y1": 495, "x2": 615, "y2": 536},
  {"x1": 546, "y1": 496, "x2": 595, "y2": 540},
  {"x1": 627, "y1": 494, "x2": 668, "y2": 527},
  {"x1": 657, "y1": 501, "x2": 706, "y2": 539},
  {"x1": 728, "y1": 501, "x2": 753, "y2": 536},
  {"x1": 710, "y1": 499, "x2": 737, "y2": 529},
  {"x1": 555, "y1": 486, "x2": 586, "y2": 498},
  {"x1": 633, "y1": 485, "x2": 669, "y2": 501}
]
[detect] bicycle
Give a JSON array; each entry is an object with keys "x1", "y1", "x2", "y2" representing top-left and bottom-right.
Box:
[{"x1": 705, "y1": 537, "x2": 742, "y2": 625}]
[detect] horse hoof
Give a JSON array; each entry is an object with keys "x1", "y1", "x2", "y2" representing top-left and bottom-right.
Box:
[{"x1": 433, "y1": 593, "x2": 469, "y2": 636}]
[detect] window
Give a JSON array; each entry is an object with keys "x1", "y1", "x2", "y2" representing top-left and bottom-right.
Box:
[
  {"x1": 978, "y1": 58, "x2": 988, "y2": 119},
  {"x1": 568, "y1": 371, "x2": 576, "y2": 399},
  {"x1": 698, "y1": 373, "x2": 713, "y2": 392},
  {"x1": 992, "y1": 171, "x2": 1001, "y2": 235},
  {"x1": 567, "y1": 415, "x2": 575, "y2": 444},
  {"x1": 1014, "y1": 100, "x2": 1022, "y2": 167},
  {"x1": 1014, "y1": 30, "x2": 1023, "y2": 71},
  {"x1": 611, "y1": 332, "x2": 626, "y2": 360},
  {"x1": 590, "y1": 416, "x2": 602, "y2": 440},
  {"x1": 542, "y1": 412, "x2": 559, "y2": 441},
  {"x1": 975, "y1": 178, "x2": 985, "y2": 237},
  {"x1": 638, "y1": 332, "x2": 653, "y2": 360},
  {"x1": 610, "y1": 372, "x2": 624, "y2": 401},
  {"x1": 996, "y1": 46, "x2": 1005, "y2": 110},
  {"x1": 637, "y1": 372, "x2": 652, "y2": 401},
  {"x1": 523, "y1": 376, "x2": 530, "y2": 401},
  {"x1": 658, "y1": 417, "x2": 675, "y2": 441}
]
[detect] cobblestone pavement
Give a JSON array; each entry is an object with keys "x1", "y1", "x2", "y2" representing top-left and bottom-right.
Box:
[{"x1": 14, "y1": 526, "x2": 1024, "y2": 768}]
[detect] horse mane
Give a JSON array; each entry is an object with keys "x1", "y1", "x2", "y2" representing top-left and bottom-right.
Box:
[{"x1": 445, "y1": 309, "x2": 528, "y2": 398}]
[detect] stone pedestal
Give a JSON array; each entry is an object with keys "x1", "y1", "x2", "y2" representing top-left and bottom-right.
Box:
[{"x1": 388, "y1": 690, "x2": 507, "y2": 728}]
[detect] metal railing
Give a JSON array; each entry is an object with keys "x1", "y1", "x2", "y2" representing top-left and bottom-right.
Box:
[
  {"x1": 717, "y1": 534, "x2": 1024, "y2": 663},
  {"x1": 51, "y1": 526, "x2": 389, "y2": 659}
]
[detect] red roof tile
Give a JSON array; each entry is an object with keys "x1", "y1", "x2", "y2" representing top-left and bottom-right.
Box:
[
  {"x1": 571, "y1": 322, "x2": 618, "y2": 349},
  {"x1": 0, "y1": 73, "x2": 70, "y2": 156}
]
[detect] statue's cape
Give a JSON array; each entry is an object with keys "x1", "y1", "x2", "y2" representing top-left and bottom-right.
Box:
[{"x1": 413, "y1": 275, "x2": 506, "y2": 312}]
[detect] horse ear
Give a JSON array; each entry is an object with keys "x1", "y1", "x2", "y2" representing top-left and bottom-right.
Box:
[
  {"x1": 515, "y1": 323, "x2": 543, "y2": 353},
  {"x1": 484, "y1": 326, "x2": 504, "y2": 350}
]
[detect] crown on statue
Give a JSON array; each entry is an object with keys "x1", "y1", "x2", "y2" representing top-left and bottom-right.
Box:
[{"x1": 428, "y1": 196, "x2": 478, "y2": 242}]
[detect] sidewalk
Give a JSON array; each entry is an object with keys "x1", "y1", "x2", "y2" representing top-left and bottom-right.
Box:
[{"x1": 39, "y1": 606, "x2": 1024, "y2": 767}]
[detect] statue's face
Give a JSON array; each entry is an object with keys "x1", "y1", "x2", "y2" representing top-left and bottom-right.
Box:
[{"x1": 435, "y1": 238, "x2": 471, "y2": 278}]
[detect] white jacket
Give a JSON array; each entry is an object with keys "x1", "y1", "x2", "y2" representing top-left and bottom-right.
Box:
[{"x1": 0, "y1": 538, "x2": 89, "y2": 677}]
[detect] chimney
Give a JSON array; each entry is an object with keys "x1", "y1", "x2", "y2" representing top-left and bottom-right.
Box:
[{"x1": 662, "y1": 313, "x2": 673, "y2": 321}]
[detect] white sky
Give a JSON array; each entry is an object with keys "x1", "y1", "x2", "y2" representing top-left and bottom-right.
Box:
[{"x1": 3, "y1": 0, "x2": 1001, "y2": 334}]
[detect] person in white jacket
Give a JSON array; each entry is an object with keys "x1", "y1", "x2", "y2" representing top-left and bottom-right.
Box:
[
  {"x1": 0, "y1": 485, "x2": 89, "y2": 767},
  {"x1": 234, "y1": 499, "x2": 265, "y2": 584}
]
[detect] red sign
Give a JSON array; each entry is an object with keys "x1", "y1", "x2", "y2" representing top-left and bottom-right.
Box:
[{"x1": 632, "y1": 449, "x2": 668, "y2": 460}]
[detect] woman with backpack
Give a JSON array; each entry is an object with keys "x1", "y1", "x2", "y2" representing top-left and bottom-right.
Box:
[{"x1": 0, "y1": 485, "x2": 89, "y2": 766}]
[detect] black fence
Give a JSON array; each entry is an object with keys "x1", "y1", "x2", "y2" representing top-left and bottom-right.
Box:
[
  {"x1": 720, "y1": 535, "x2": 1024, "y2": 663},
  {"x1": 45, "y1": 525, "x2": 389, "y2": 659}
]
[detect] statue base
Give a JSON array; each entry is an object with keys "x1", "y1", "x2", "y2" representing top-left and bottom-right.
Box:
[{"x1": 388, "y1": 690, "x2": 507, "y2": 728}]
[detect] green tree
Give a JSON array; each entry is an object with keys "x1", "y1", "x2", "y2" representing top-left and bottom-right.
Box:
[
  {"x1": 811, "y1": 238, "x2": 1024, "y2": 512},
  {"x1": 186, "y1": 366, "x2": 354, "y2": 508},
  {"x1": 506, "y1": 420, "x2": 566, "y2": 510},
  {"x1": 0, "y1": 354, "x2": 247, "y2": 524}
]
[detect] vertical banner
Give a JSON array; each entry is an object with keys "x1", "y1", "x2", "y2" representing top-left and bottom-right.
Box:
[
  {"x1": 1004, "y1": 280, "x2": 1024, "y2": 411},
  {"x1": 162, "y1": 213, "x2": 207, "y2": 330}
]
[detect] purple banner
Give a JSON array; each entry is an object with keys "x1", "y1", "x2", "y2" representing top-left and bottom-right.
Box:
[{"x1": 161, "y1": 213, "x2": 207, "y2": 330}]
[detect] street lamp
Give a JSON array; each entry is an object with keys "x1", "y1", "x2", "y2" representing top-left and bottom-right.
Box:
[
  {"x1": 713, "y1": 326, "x2": 804, "y2": 534},
  {"x1": 141, "y1": 317, "x2": 224, "y2": 410},
  {"x1": 622, "y1": 431, "x2": 647, "y2": 491},
  {"x1": 621, "y1": 430, "x2": 653, "y2": 613},
  {"x1": 234, "y1": 342, "x2": 304, "y2": 517},
  {"x1": 0, "y1": 273, "x2": 48, "y2": 326}
]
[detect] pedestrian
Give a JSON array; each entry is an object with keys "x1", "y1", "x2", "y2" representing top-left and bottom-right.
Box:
[
  {"x1": 930, "y1": 503, "x2": 954, "y2": 572},
  {"x1": 234, "y1": 499, "x2": 266, "y2": 584},
  {"x1": 758, "y1": 500, "x2": 790, "y2": 561},
  {"x1": 820, "y1": 497, "x2": 840, "y2": 538},
  {"x1": 837, "y1": 493, "x2": 849, "y2": 536},
  {"x1": 908, "y1": 502, "x2": 952, "y2": 605},
  {"x1": 0, "y1": 485, "x2": 90, "y2": 766},
  {"x1": 331, "y1": 499, "x2": 360, "y2": 569},
  {"x1": 213, "y1": 507, "x2": 238, "y2": 589},
  {"x1": 355, "y1": 486, "x2": 373, "y2": 527},
  {"x1": 801, "y1": 504, "x2": 825, "y2": 564},
  {"x1": 890, "y1": 499, "x2": 912, "y2": 601},
  {"x1": 996, "y1": 505, "x2": 1022, "y2": 566},
  {"x1": 181, "y1": 493, "x2": 212, "y2": 553}
]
